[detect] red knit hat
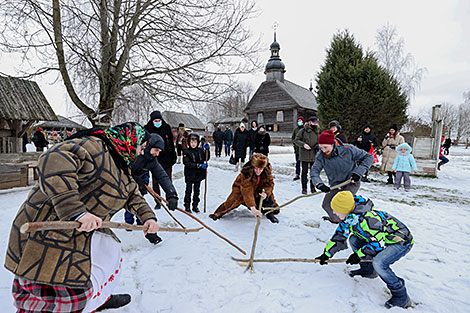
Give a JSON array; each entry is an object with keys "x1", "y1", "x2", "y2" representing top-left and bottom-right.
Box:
[
  {"x1": 318, "y1": 129, "x2": 336, "y2": 145},
  {"x1": 297, "y1": 116, "x2": 304, "y2": 122}
]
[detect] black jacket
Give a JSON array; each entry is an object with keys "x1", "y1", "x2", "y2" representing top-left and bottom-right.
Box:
[
  {"x1": 254, "y1": 132, "x2": 271, "y2": 155},
  {"x1": 183, "y1": 146, "x2": 210, "y2": 182},
  {"x1": 352, "y1": 131, "x2": 377, "y2": 152},
  {"x1": 232, "y1": 128, "x2": 249, "y2": 158},
  {"x1": 212, "y1": 130, "x2": 225, "y2": 144},
  {"x1": 145, "y1": 120, "x2": 177, "y2": 169},
  {"x1": 248, "y1": 128, "x2": 257, "y2": 149},
  {"x1": 31, "y1": 130, "x2": 48, "y2": 148}
]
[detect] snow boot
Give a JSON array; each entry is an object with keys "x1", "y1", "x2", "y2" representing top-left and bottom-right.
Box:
[
  {"x1": 301, "y1": 188, "x2": 307, "y2": 195},
  {"x1": 154, "y1": 202, "x2": 161, "y2": 210},
  {"x1": 192, "y1": 202, "x2": 200, "y2": 213},
  {"x1": 310, "y1": 182, "x2": 316, "y2": 193},
  {"x1": 96, "y1": 294, "x2": 131, "y2": 311},
  {"x1": 385, "y1": 278, "x2": 411, "y2": 309},
  {"x1": 145, "y1": 233, "x2": 163, "y2": 245},
  {"x1": 348, "y1": 262, "x2": 378, "y2": 279},
  {"x1": 265, "y1": 212, "x2": 279, "y2": 224},
  {"x1": 386, "y1": 172, "x2": 394, "y2": 184},
  {"x1": 209, "y1": 213, "x2": 219, "y2": 221},
  {"x1": 437, "y1": 161, "x2": 443, "y2": 170},
  {"x1": 293, "y1": 174, "x2": 300, "y2": 181},
  {"x1": 184, "y1": 203, "x2": 191, "y2": 213}
]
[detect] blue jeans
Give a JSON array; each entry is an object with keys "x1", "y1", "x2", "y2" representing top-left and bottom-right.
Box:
[
  {"x1": 224, "y1": 143, "x2": 231, "y2": 156},
  {"x1": 439, "y1": 155, "x2": 449, "y2": 164},
  {"x1": 249, "y1": 147, "x2": 255, "y2": 158},
  {"x1": 349, "y1": 234, "x2": 412, "y2": 290}
]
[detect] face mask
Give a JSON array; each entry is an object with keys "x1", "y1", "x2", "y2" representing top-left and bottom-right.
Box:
[
  {"x1": 154, "y1": 121, "x2": 162, "y2": 128},
  {"x1": 298, "y1": 121, "x2": 303, "y2": 126},
  {"x1": 259, "y1": 128, "x2": 265, "y2": 133}
]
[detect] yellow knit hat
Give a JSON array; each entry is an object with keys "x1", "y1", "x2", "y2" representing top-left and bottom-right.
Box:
[{"x1": 331, "y1": 191, "x2": 355, "y2": 214}]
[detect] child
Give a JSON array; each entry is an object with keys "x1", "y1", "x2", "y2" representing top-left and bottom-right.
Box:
[
  {"x1": 183, "y1": 133, "x2": 210, "y2": 213},
  {"x1": 315, "y1": 191, "x2": 413, "y2": 308},
  {"x1": 438, "y1": 137, "x2": 449, "y2": 170},
  {"x1": 392, "y1": 142, "x2": 418, "y2": 191}
]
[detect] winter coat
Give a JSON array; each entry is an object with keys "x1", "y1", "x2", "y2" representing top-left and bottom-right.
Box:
[
  {"x1": 443, "y1": 138, "x2": 452, "y2": 149},
  {"x1": 224, "y1": 129, "x2": 233, "y2": 145},
  {"x1": 212, "y1": 130, "x2": 225, "y2": 144},
  {"x1": 311, "y1": 141, "x2": 374, "y2": 187},
  {"x1": 293, "y1": 125, "x2": 320, "y2": 162},
  {"x1": 5, "y1": 137, "x2": 155, "y2": 288},
  {"x1": 232, "y1": 128, "x2": 249, "y2": 159},
  {"x1": 336, "y1": 130, "x2": 348, "y2": 144},
  {"x1": 248, "y1": 128, "x2": 258, "y2": 149},
  {"x1": 381, "y1": 133, "x2": 405, "y2": 172},
  {"x1": 145, "y1": 120, "x2": 177, "y2": 169},
  {"x1": 131, "y1": 135, "x2": 177, "y2": 197},
  {"x1": 323, "y1": 195, "x2": 414, "y2": 259},
  {"x1": 254, "y1": 132, "x2": 270, "y2": 155},
  {"x1": 352, "y1": 130, "x2": 377, "y2": 152},
  {"x1": 176, "y1": 130, "x2": 189, "y2": 150},
  {"x1": 291, "y1": 125, "x2": 303, "y2": 154},
  {"x1": 392, "y1": 143, "x2": 418, "y2": 173},
  {"x1": 183, "y1": 146, "x2": 210, "y2": 183},
  {"x1": 213, "y1": 164, "x2": 278, "y2": 216},
  {"x1": 31, "y1": 130, "x2": 48, "y2": 148}
]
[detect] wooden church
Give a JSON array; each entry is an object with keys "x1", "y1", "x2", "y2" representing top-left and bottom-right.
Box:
[{"x1": 244, "y1": 33, "x2": 317, "y2": 135}]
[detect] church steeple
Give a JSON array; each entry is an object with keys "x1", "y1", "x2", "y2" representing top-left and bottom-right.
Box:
[{"x1": 265, "y1": 30, "x2": 285, "y2": 82}]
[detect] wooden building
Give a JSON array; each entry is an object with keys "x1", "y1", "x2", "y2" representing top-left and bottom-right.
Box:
[
  {"x1": 0, "y1": 75, "x2": 57, "y2": 153},
  {"x1": 162, "y1": 111, "x2": 205, "y2": 133},
  {"x1": 244, "y1": 33, "x2": 317, "y2": 137}
]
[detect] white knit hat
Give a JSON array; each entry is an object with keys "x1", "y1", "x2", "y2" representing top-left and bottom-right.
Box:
[{"x1": 240, "y1": 123, "x2": 246, "y2": 128}]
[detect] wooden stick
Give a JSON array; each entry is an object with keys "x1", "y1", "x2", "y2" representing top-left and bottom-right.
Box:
[
  {"x1": 264, "y1": 179, "x2": 352, "y2": 212},
  {"x1": 204, "y1": 148, "x2": 209, "y2": 213},
  {"x1": 20, "y1": 221, "x2": 203, "y2": 234},
  {"x1": 144, "y1": 184, "x2": 186, "y2": 230},
  {"x1": 245, "y1": 189, "x2": 264, "y2": 273},
  {"x1": 147, "y1": 185, "x2": 247, "y2": 255},
  {"x1": 232, "y1": 256, "x2": 372, "y2": 266}
]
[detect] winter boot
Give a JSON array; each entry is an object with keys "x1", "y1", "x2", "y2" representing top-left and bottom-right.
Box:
[
  {"x1": 348, "y1": 262, "x2": 378, "y2": 279},
  {"x1": 293, "y1": 174, "x2": 300, "y2": 181},
  {"x1": 145, "y1": 233, "x2": 163, "y2": 245},
  {"x1": 385, "y1": 278, "x2": 411, "y2": 309},
  {"x1": 192, "y1": 202, "x2": 200, "y2": 213},
  {"x1": 234, "y1": 162, "x2": 239, "y2": 172},
  {"x1": 265, "y1": 212, "x2": 279, "y2": 223},
  {"x1": 437, "y1": 161, "x2": 443, "y2": 170},
  {"x1": 209, "y1": 213, "x2": 219, "y2": 221},
  {"x1": 386, "y1": 172, "x2": 394, "y2": 184},
  {"x1": 310, "y1": 182, "x2": 316, "y2": 193},
  {"x1": 184, "y1": 203, "x2": 191, "y2": 213},
  {"x1": 154, "y1": 202, "x2": 161, "y2": 210},
  {"x1": 301, "y1": 188, "x2": 307, "y2": 195},
  {"x1": 96, "y1": 294, "x2": 131, "y2": 311}
]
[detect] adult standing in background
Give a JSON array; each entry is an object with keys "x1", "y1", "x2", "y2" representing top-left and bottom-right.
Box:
[
  {"x1": 352, "y1": 124, "x2": 377, "y2": 182},
  {"x1": 145, "y1": 110, "x2": 177, "y2": 207},
  {"x1": 328, "y1": 120, "x2": 348, "y2": 144},
  {"x1": 294, "y1": 116, "x2": 320, "y2": 194},
  {"x1": 175, "y1": 123, "x2": 188, "y2": 164},
  {"x1": 232, "y1": 123, "x2": 249, "y2": 171},
  {"x1": 443, "y1": 137, "x2": 452, "y2": 155},
  {"x1": 212, "y1": 127, "x2": 225, "y2": 157},
  {"x1": 22, "y1": 131, "x2": 28, "y2": 152},
  {"x1": 254, "y1": 125, "x2": 271, "y2": 156},
  {"x1": 248, "y1": 120, "x2": 258, "y2": 158},
  {"x1": 31, "y1": 127, "x2": 49, "y2": 152},
  {"x1": 291, "y1": 116, "x2": 304, "y2": 181},
  {"x1": 381, "y1": 124, "x2": 405, "y2": 185},
  {"x1": 224, "y1": 126, "x2": 233, "y2": 157}
]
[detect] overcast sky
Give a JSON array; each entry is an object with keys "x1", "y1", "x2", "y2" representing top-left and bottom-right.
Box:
[{"x1": 1, "y1": 0, "x2": 469, "y2": 118}]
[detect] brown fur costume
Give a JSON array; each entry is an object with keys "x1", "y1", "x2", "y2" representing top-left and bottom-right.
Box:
[{"x1": 209, "y1": 153, "x2": 278, "y2": 219}]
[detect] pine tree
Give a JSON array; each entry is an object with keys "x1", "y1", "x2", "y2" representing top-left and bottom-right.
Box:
[{"x1": 315, "y1": 30, "x2": 408, "y2": 142}]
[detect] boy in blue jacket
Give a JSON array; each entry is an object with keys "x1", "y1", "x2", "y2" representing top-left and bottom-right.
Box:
[
  {"x1": 392, "y1": 142, "x2": 418, "y2": 191},
  {"x1": 315, "y1": 191, "x2": 413, "y2": 309}
]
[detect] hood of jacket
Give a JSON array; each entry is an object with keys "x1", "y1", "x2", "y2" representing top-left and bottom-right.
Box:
[
  {"x1": 351, "y1": 195, "x2": 374, "y2": 215},
  {"x1": 396, "y1": 142, "x2": 412, "y2": 155}
]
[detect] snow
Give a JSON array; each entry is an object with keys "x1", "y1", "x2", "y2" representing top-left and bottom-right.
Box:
[{"x1": 1, "y1": 146, "x2": 470, "y2": 312}]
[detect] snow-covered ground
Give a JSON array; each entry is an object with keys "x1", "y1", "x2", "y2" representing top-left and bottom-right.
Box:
[{"x1": 1, "y1": 146, "x2": 470, "y2": 313}]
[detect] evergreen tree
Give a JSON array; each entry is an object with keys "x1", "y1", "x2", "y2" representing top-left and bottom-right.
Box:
[{"x1": 315, "y1": 30, "x2": 408, "y2": 142}]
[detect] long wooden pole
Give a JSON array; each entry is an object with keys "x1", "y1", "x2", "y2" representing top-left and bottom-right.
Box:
[
  {"x1": 232, "y1": 256, "x2": 372, "y2": 266},
  {"x1": 147, "y1": 186, "x2": 247, "y2": 255},
  {"x1": 144, "y1": 184, "x2": 186, "y2": 230},
  {"x1": 245, "y1": 189, "x2": 264, "y2": 273},
  {"x1": 264, "y1": 179, "x2": 352, "y2": 212},
  {"x1": 20, "y1": 221, "x2": 203, "y2": 234}
]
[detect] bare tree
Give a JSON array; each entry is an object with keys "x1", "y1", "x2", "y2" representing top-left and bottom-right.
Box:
[
  {"x1": 375, "y1": 23, "x2": 426, "y2": 100},
  {"x1": 0, "y1": 0, "x2": 262, "y2": 126},
  {"x1": 205, "y1": 80, "x2": 253, "y2": 121},
  {"x1": 456, "y1": 91, "x2": 470, "y2": 143},
  {"x1": 439, "y1": 102, "x2": 459, "y2": 136}
]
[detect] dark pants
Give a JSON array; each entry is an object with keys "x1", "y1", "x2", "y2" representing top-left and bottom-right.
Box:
[
  {"x1": 443, "y1": 147, "x2": 450, "y2": 155},
  {"x1": 295, "y1": 153, "x2": 300, "y2": 175},
  {"x1": 177, "y1": 144, "x2": 183, "y2": 156},
  {"x1": 235, "y1": 157, "x2": 245, "y2": 164},
  {"x1": 224, "y1": 143, "x2": 231, "y2": 156},
  {"x1": 184, "y1": 181, "x2": 201, "y2": 206},
  {"x1": 322, "y1": 182, "x2": 360, "y2": 223},
  {"x1": 394, "y1": 171, "x2": 411, "y2": 190},
  {"x1": 126, "y1": 173, "x2": 149, "y2": 224},
  {"x1": 215, "y1": 143, "x2": 223, "y2": 157},
  {"x1": 301, "y1": 161, "x2": 315, "y2": 191},
  {"x1": 152, "y1": 166, "x2": 173, "y2": 197}
]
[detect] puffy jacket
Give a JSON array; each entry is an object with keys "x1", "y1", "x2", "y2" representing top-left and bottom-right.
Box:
[
  {"x1": 352, "y1": 130, "x2": 377, "y2": 152},
  {"x1": 232, "y1": 128, "x2": 249, "y2": 158},
  {"x1": 310, "y1": 141, "x2": 373, "y2": 187},
  {"x1": 183, "y1": 146, "x2": 210, "y2": 182},
  {"x1": 254, "y1": 132, "x2": 270, "y2": 155},
  {"x1": 212, "y1": 130, "x2": 225, "y2": 144},
  {"x1": 323, "y1": 195, "x2": 414, "y2": 259},
  {"x1": 392, "y1": 143, "x2": 418, "y2": 173}
]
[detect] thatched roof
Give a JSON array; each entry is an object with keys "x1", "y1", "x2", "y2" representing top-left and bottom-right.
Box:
[
  {"x1": 0, "y1": 75, "x2": 57, "y2": 121},
  {"x1": 162, "y1": 111, "x2": 205, "y2": 130},
  {"x1": 36, "y1": 115, "x2": 87, "y2": 130}
]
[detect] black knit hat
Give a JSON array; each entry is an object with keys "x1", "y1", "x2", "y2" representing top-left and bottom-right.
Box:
[
  {"x1": 390, "y1": 124, "x2": 398, "y2": 131},
  {"x1": 150, "y1": 110, "x2": 162, "y2": 120}
]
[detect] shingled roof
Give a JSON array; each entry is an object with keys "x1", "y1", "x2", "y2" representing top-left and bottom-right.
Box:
[
  {"x1": 0, "y1": 75, "x2": 57, "y2": 121},
  {"x1": 162, "y1": 111, "x2": 205, "y2": 130},
  {"x1": 36, "y1": 115, "x2": 87, "y2": 130}
]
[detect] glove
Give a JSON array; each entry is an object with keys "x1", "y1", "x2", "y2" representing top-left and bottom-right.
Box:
[
  {"x1": 317, "y1": 184, "x2": 331, "y2": 193},
  {"x1": 315, "y1": 253, "x2": 329, "y2": 265},
  {"x1": 346, "y1": 253, "x2": 361, "y2": 265},
  {"x1": 203, "y1": 143, "x2": 210, "y2": 149},
  {"x1": 201, "y1": 163, "x2": 208, "y2": 170},
  {"x1": 167, "y1": 195, "x2": 178, "y2": 211},
  {"x1": 351, "y1": 173, "x2": 361, "y2": 183},
  {"x1": 389, "y1": 144, "x2": 396, "y2": 149},
  {"x1": 145, "y1": 233, "x2": 163, "y2": 245}
]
